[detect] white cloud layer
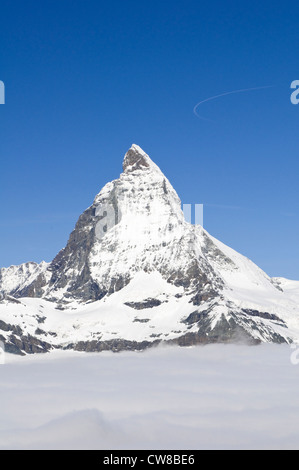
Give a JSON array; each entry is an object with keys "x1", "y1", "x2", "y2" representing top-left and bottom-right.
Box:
[{"x1": 0, "y1": 343, "x2": 299, "y2": 450}]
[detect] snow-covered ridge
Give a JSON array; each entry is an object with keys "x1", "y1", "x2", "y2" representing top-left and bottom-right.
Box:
[{"x1": 0, "y1": 261, "x2": 49, "y2": 299}]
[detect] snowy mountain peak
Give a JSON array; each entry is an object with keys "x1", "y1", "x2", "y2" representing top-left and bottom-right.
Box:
[
  {"x1": 122, "y1": 144, "x2": 160, "y2": 174},
  {"x1": 1, "y1": 144, "x2": 299, "y2": 354}
]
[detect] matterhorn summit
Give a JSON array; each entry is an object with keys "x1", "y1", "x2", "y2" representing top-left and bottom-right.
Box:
[{"x1": 1, "y1": 145, "x2": 299, "y2": 355}]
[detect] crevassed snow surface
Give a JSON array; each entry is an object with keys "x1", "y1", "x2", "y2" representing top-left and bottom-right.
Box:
[{"x1": 1, "y1": 344, "x2": 299, "y2": 450}]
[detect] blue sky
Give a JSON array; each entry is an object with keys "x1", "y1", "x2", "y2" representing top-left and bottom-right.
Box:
[{"x1": 1, "y1": 0, "x2": 299, "y2": 279}]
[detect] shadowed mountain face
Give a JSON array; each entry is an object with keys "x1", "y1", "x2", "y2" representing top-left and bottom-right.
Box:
[{"x1": 1, "y1": 144, "x2": 298, "y2": 354}]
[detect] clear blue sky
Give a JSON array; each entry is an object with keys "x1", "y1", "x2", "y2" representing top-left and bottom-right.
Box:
[{"x1": 1, "y1": 0, "x2": 299, "y2": 279}]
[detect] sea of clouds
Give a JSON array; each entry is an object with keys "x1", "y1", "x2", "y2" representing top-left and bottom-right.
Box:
[{"x1": 0, "y1": 343, "x2": 299, "y2": 449}]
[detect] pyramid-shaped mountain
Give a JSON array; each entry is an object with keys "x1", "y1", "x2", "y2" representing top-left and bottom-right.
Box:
[{"x1": 1, "y1": 144, "x2": 299, "y2": 354}]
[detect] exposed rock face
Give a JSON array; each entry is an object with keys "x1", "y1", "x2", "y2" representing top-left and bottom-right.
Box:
[
  {"x1": 0, "y1": 144, "x2": 299, "y2": 355},
  {"x1": 125, "y1": 298, "x2": 162, "y2": 309},
  {"x1": 11, "y1": 144, "x2": 223, "y2": 306},
  {"x1": 0, "y1": 318, "x2": 52, "y2": 355},
  {"x1": 122, "y1": 145, "x2": 151, "y2": 172}
]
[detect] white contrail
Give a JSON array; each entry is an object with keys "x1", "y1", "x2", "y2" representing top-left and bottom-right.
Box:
[{"x1": 193, "y1": 85, "x2": 274, "y2": 120}]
